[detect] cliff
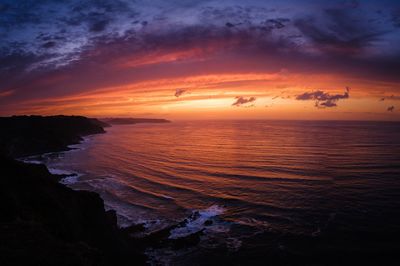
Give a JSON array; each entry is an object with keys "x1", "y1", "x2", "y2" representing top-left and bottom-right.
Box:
[
  {"x1": 0, "y1": 116, "x2": 146, "y2": 266},
  {"x1": 0, "y1": 115, "x2": 109, "y2": 158}
]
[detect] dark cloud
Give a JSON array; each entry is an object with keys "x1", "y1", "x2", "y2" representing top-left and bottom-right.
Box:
[
  {"x1": 344, "y1": 0, "x2": 360, "y2": 9},
  {"x1": 0, "y1": 3, "x2": 9, "y2": 12},
  {"x1": 1, "y1": 1, "x2": 400, "y2": 110},
  {"x1": 387, "y1": 105, "x2": 395, "y2": 112},
  {"x1": 89, "y1": 20, "x2": 109, "y2": 32},
  {"x1": 263, "y1": 18, "x2": 290, "y2": 30},
  {"x1": 175, "y1": 88, "x2": 187, "y2": 97},
  {"x1": 296, "y1": 87, "x2": 350, "y2": 108},
  {"x1": 271, "y1": 92, "x2": 291, "y2": 100},
  {"x1": 232, "y1": 96, "x2": 256, "y2": 107},
  {"x1": 392, "y1": 9, "x2": 400, "y2": 27},
  {"x1": 295, "y1": 8, "x2": 385, "y2": 54},
  {"x1": 0, "y1": 50, "x2": 48, "y2": 74},
  {"x1": 42, "y1": 41, "x2": 56, "y2": 49}
]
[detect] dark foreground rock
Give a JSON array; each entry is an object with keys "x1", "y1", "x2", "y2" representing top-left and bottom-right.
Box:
[
  {"x1": 0, "y1": 155, "x2": 146, "y2": 266},
  {"x1": 0, "y1": 115, "x2": 147, "y2": 266},
  {"x1": 0, "y1": 115, "x2": 109, "y2": 158}
]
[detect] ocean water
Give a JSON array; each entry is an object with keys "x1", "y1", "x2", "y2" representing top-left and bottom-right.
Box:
[{"x1": 28, "y1": 120, "x2": 400, "y2": 264}]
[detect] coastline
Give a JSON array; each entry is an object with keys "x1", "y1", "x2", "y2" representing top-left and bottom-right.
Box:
[
  {"x1": 0, "y1": 116, "x2": 209, "y2": 266},
  {"x1": 19, "y1": 135, "x2": 94, "y2": 184},
  {"x1": 0, "y1": 116, "x2": 147, "y2": 266},
  {"x1": 2, "y1": 116, "x2": 400, "y2": 266}
]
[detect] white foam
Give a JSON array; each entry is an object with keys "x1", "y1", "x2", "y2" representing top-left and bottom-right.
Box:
[
  {"x1": 66, "y1": 136, "x2": 92, "y2": 151},
  {"x1": 168, "y1": 205, "x2": 226, "y2": 239},
  {"x1": 48, "y1": 168, "x2": 73, "y2": 175},
  {"x1": 60, "y1": 174, "x2": 82, "y2": 185},
  {"x1": 22, "y1": 159, "x2": 42, "y2": 164}
]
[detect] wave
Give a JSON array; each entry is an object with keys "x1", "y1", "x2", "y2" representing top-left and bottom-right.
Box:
[{"x1": 169, "y1": 205, "x2": 227, "y2": 239}]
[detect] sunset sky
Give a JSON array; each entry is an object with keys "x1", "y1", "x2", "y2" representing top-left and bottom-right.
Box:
[{"x1": 1, "y1": 0, "x2": 400, "y2": 120}]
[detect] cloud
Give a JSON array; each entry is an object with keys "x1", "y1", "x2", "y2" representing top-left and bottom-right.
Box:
[
  {"x1": 232, "y1": 96, "x2": 256, "y2": 107},
  {"x1": 42, "y1": 41, "x2": 56, "y2": 49},
  {"x1": 263, "y1": 18, "x2": 290, "y2": 30},
  {"x1": 1, "y1": 1, "x2": 400, "y2": 114},
  {"x1": 380, "y1": 95, "x2": 400, "y2": 101},
  {"x1": 387, "y1": 106, "x2": 395, "y2": 112},
  {"x1": 294, "y1": 8, "x2": 386, "y2": 55},
  {"x1": 388, "y1": 95, "x2": 400, "y2": 100},
  {"x1": 89, "y1": 20, "x2": 110, "y2": 32},
  {"x1": 174, "y1": 88, "x2": 187, "y2": 97},
  {"x1": 0, "y1": 90, "x2": 14, "y2": 98},
  {"x1": 296, "y1": 87, "x2": 350, "y2": 108}
]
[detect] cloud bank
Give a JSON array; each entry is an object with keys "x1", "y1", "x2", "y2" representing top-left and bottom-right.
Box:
[
  {"x1": 0, "y1": 0, "x2": 399, "y2": 118},
  {"x1": 296, "y1": 87, "x2": 350, "y2": 108}
]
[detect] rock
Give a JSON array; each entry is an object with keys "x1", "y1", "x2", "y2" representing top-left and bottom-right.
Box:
[
  {"x1": 0, "y1": 115, "x2": 148, "y2": 266},
  {"x1": 0, "y1": 155, "x2": 146, "y2": 266},
  {"x1": 0, "y1": 115, "x2": 109, "y2": 158},
  {"x1": 170, "y1": 229, "x2": 205, "y2": 250},
  {"x1": 121, "y1": 223, "x2": 146, "y2": 236}
]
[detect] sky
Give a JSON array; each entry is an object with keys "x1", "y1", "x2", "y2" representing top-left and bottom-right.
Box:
[{"x1": 1, "y1": 0, "x2": 400, "y2": 120}]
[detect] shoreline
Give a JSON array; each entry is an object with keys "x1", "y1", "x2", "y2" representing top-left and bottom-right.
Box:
[
  {"x1": 18, "y1": 135, "x2": 94, "y2": 184},
  {"x1": 0, "y1": 116, "x2": 211, "y2": 265},
  {"x1": 0, "y1": 116, "x2": 148, "y2": 265},
  {"x1": 2, "y1": 116, "x2": 400, "y2": 265}
]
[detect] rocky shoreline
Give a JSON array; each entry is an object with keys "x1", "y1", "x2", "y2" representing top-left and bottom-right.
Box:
[
  {"x1": 0, "y1": 116, "x2": 147, "y2": 265},
  {"x1": 2, "y1": 116, "x2": 398, "y2": 266},
  {"x1": 0, "y1": 115, "x2": 206, "y2": 266}
]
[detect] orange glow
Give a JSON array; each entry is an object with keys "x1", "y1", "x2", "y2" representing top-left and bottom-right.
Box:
[{"x1": 6, "y1": 71, "x2": 398, "y2": 121}]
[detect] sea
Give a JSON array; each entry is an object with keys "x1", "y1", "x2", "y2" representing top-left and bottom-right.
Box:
[{"x1": 23, "y1": 120, "x2": 400, "y2": 265}]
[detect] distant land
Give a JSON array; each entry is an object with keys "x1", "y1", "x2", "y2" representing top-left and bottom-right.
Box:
[{"x1": 101, "y1": 118, "x2": 170, "y2": 125}]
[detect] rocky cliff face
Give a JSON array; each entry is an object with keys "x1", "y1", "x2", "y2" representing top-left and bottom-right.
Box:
[{"x1": 0, "y1": 116, "x2": 146, "y2": 266}]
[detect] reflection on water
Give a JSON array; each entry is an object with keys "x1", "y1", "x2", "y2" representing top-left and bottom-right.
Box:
[{"x1": 38, "y1": 120, "x2": 400, "y2": 263}]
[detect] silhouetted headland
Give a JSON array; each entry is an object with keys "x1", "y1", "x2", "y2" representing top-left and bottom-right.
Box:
[
  {"x1": 0, "y1": 115, "x2": 109, "y2": 158},
  {"x1": 0, "y1": 115, "x2": 203, "y2": 266},
  {"x1": 0, "y1": 115, "x2": 146, "y2": 266},
  {"x1": 1, "y1": 116, "x2": 399, "y2": 266},
  {"x1": 101, "y1": 117, "x2": 170, "y2": 125}
]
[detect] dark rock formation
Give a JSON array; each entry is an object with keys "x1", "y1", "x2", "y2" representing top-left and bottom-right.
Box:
[
  {"x1": 0, "y1": 115, "x2": 145, "y2": 266},
  {"x1": 0, "y1": 155, "x2": 146, "y2": 266},
  {"x1": 0, "y1": 115, "x2": 109, "y2": 158}
]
